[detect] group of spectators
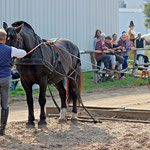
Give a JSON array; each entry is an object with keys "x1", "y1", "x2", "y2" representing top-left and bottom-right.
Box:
[{"x1": 94, "y1": 20, "x2": 149, "y2": 79}]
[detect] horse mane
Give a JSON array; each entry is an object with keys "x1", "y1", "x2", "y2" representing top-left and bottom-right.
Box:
[{"x1": 11, "y1": 21, "x2": 35, "y2": 32}]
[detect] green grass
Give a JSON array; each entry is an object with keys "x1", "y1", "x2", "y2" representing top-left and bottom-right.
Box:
[
  {"x1": 82, "y1": 72, "x2": 147, "y2": 90},
  {"x1": 10, "y1": 88, "x2": 25, "y2": 96},
  {"x1": 9, "y1": 84, "x2": 56, "y2": 96},
  {"x1": 10, "y1": 72, "x2": 147, "y2": 96}
]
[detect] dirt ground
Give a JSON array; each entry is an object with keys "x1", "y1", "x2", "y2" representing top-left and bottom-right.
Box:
[{"x1": 1, "y1": 85, "x2": 150, "y2": 150}]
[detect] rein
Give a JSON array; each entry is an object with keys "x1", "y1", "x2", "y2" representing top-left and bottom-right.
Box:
[
  {"x1": 21, "y1": 39, "x2": 150, "y2": 90},
  {"x1": 23, "y1": 41, "x2": 52, "y2": 57},
  {"x1": 20, "y1": 41, "x2": 81, "y2": 77},
  {"x1": 16, "y1": 40, "x2": 80, "y2": 80},
  {"x1": 22, "y1": 41, "x2": 141, "y2": 77}
]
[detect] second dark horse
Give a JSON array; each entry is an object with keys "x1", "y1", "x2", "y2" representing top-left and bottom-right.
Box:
[{"x1": 3, "y1": 21, "x2": 82, "y2": 126}]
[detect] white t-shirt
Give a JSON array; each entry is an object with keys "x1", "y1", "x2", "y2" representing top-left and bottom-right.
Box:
[{"x1": 11, "y1": 47, "x2": 26, "y2": 58}]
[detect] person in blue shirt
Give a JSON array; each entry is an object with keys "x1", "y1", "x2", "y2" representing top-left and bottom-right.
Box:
[{"x1": 0, "y1": 29, "x2": 26, "y2": 136}]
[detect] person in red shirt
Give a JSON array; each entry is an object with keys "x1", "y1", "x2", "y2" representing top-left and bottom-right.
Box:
[{"x1": 95, "y1": 33, "x2": 111, "y2": 70}]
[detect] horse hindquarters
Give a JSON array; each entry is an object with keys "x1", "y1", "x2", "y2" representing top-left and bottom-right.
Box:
[{"x1": 66, "y1": 69, "x2": 82, "y2": 120}]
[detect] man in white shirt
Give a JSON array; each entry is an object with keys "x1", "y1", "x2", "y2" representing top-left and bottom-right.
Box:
[{"x1": 0, "y1": 29, "x2": 26, "y2": 136}]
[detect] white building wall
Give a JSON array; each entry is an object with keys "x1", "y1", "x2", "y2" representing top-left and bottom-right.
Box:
[
  {"x1": 0, "y1": 0, "x2": 119, "y2": 69},
  {"x1": 119, "y1": 9, "x2": 147, "y2": 36},
  {"x1": 119, "y1": 0, "x2": 148, "y2": 37},
  {"x1": 124, "y1": 0, "x2": 144, "y2": 9}
]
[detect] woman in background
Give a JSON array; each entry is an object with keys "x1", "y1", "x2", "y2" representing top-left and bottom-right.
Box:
[
  {"x1": 111, "y1": 33, "x2": 124, "y2": 72},
  {"x1": 93, "y1": 29, "x2": 102, "y2": 49},
  {"x1": 118, "y1": 33, "x2": 132, "y2": 78}
]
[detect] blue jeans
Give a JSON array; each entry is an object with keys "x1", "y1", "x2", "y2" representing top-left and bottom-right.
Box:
[
  {"x1": 97, "y1": 55, "x2": 111, "y2": 69},
  {"x1": 115, "y1": 54, "x2": 124, "y2": 65},
  {"x1": 121, "y1": 56, "x2": 128, "y2": 77}
]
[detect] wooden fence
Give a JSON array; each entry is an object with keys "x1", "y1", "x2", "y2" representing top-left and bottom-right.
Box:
[
  {"x1": 80, "y1": 48, "x2": 150, "y2": 83},
  {"x1": 11, "y1": 48, "x2": 150, "y2": 85}
]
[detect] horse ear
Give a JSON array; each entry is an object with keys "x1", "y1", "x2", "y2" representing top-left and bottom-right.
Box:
[
  {"x1": 16, "y1": 23, "x2": 24, "y2": 34},
  {"x1": 3, "y1": 22, "x2": 8, "y2": 31}
]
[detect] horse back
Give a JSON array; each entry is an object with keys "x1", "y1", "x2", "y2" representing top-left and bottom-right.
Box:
[{"x1": 54, "y1": 39, "x2": 81, "y2": 68}]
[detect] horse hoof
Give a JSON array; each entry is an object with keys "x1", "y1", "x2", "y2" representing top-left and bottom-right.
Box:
[
  {"x1": 38, "y1": 120, "x2": 47, "y2": 126},
  {"x1": 26, "y1": 121, "x2": 35, "y2": 128},
  {"x1": 59, "y1": 108, "x2": 66, "y2": 120},
  {"x1": 58, "y1": 118, "x2": 66, "y2": 124},
  {"x1": 71, "y1": 112, "x2": 78, "y2": 124},
  {"x1": 71, "y1": 118, "x2": 78, "y2": 124}
]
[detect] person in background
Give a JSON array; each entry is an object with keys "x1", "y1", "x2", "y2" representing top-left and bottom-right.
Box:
[
  {"x1": 119, "y1": 31, "x2": 127, "y2": 40},
  {"x1": 122, "y1": 31, "x2": 127, "y2": 35},
  {"x1": 112, "y1": 33, "x2": 119, "y2": 48},
  {"x1": 0, "y1": 29, "x2": 26, "y2": 136},
  {"x1": 128, "y1": 20, "x2": 136, "y2": 47},
  {"x1": 93, "y1": 29, "x2": 102, "y2": 49},
  {"x1": 95, "y1": 33, "x2": 111, "y2": 70},
  {"x1": 11, "y1": 65, "x2": 20, "y2": 90},
  {"x1": 104, "y1": 36, "x2": 116, "y2": 70},
  {"x1": 118, "y1": 33, "x2": 131, "y2": 78},
  {"x1": 111, "y1": 33, "x2": 124, "y2": 72},
  {"x1": 135, "y1": 32, "x2": 149, "y2": 64}
]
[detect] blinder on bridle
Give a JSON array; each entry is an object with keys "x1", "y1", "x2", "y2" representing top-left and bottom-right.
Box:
[
  {"x1": 6, "y1": 27, "x2": 17, "y2": 40},
  {"x1": 3, "y1": 22, "x2": 24, "y2": 48},
  {"x1": 6, "y1": 27, "x2": 23, "y2": 48}
]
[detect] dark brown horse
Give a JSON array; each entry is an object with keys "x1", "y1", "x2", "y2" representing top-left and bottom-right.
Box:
[{"x1": 3, "y1": 21, "x2": 82, "y2": 126}]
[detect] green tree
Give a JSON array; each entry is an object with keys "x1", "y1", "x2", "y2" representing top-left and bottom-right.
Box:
[{"x1": 144, "y1": 1, "x2": 150, "y2": 29}]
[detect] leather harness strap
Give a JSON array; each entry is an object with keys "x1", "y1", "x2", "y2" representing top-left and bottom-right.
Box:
[
  {"x1": 15, "y1": 33, "x2": 79, "y2": 80},
  {"x1": 15, "y1": 34, "x2": 58, "y2": 74},
  {"x1": 15, "y1": 37, "x2": 77, "y2": 80}
]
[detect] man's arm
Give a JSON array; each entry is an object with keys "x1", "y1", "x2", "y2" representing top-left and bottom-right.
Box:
[{"x1": 11, "y1": 47, "x2": 27, "y2": 58}]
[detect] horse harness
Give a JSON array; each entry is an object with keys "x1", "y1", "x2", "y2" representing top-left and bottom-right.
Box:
[{"x1": 15, "y1": 34, "x2": 78, "y2": 81}]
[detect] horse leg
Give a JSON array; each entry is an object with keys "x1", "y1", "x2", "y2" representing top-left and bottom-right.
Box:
[
  {"x1": 66, "y1": 72, "x2": 82, "y2": 121},
  {"x1": 38, "y1": 78, "x2": 47, "y2": 125},
  {"x1": 55, "y1": 80, "x2": 67, "y2": 120},
  {"x1": 66, "y1": 78, "x2": 78, "y2": 120},
  {"x1": 71, "y1": 87, "x2": 78, "y2": 120},
  {"x1": 21, "y1": 79, "x2": 35, "y2": 125}
]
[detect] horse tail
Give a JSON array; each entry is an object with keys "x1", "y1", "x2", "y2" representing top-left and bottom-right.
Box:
[
  {"x1": 66, "y1": 67, "x2": 83, "y2": 106},
  {"x1": 77, "y1": 69, "x2": 83, "y2": 106}
]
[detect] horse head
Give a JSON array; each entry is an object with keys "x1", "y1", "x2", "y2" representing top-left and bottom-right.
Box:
[
  {"x1": 3, "y1": 21, "x2": 37, "y2": 53},
  {"x1": 3, "y1": 22, "x2": 23, "y2": 47}
]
